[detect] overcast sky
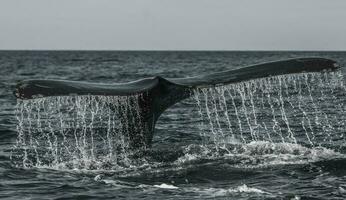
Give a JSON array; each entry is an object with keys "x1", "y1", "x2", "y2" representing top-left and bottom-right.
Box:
[{"x1": 0, "y1": 0, "x2": 345, "y2": 50}]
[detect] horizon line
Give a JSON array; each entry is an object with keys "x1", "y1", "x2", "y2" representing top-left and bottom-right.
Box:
[{"x1": 0, "y1": 49, "x2": 346, "y2": 52}]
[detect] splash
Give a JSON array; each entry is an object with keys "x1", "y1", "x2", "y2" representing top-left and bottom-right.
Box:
[{"x1": 12, "y1": 71, "x2": 346, "y2": 170}]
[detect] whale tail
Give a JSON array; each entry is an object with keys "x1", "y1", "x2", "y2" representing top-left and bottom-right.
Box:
[{"x1": 14, "y1": 57, "x2": 339, "y2": 149}]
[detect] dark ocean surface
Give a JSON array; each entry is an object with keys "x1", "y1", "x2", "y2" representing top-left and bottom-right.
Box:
[{"x1": 0, "y1": 51, "x2": 346, "y2": 200}]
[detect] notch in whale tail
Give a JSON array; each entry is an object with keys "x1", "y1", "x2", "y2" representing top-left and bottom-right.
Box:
[{"x1": 14, "y1": 57, "x2": 339, "y2": 149}]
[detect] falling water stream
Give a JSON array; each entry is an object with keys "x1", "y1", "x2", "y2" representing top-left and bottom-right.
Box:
[
  {"x1": 3, "y1": 51, "x2": 346, "y2": 199},
  {"x1": 13, "y1": 94, "x2": 146, "y2": 169},
  {"x1": 12, "y1": 71, "x2": 346, "y2": 171},
  {"x1": 193, "y1": 71, "x2": 345, "y2": 149}
]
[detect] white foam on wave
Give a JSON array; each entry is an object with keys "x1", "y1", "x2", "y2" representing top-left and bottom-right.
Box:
[
  {"x1": 229, "y1": 184, "x2": 268, "y2": 193},
  {"x1": 177, "y1": 141, "x2": 345, "y2": 168},
  {"x1": 153, "y1": 183, "x2": 179, "y2": 189},
  {"x1": 94, "y1": 175, "x2": 180, "y2": 191},
  {"x1": 94, "y1": 175, "x2": 142, "y2": 189},
  {"x1": 189, "y1": 184, "x2": 271, "y2": 197},
  {"x1": 98, "y1": 177, "x2": 269, "y2": 197},
  {"x1": 238, "y1": 141, "x2": 344, "y2": 167}
]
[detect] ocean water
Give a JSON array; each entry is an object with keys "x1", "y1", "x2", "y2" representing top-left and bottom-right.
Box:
[{"x1": 0, "y1": 51, "x2": 346, "y2": 200}]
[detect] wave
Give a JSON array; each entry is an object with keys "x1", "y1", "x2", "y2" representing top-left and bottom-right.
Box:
[{"x1": 176, "y1": 141, "x2": 345, "y2": 168}]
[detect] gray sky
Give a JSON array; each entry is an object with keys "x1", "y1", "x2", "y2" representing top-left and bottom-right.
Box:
[{"x1": 1, "y1": 0, "x2": 345, "y2": 50}]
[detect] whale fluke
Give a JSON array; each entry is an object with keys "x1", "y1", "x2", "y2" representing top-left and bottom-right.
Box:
[{"x1": 14, "y1": 57, "x2": 339, "y2": 149}]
